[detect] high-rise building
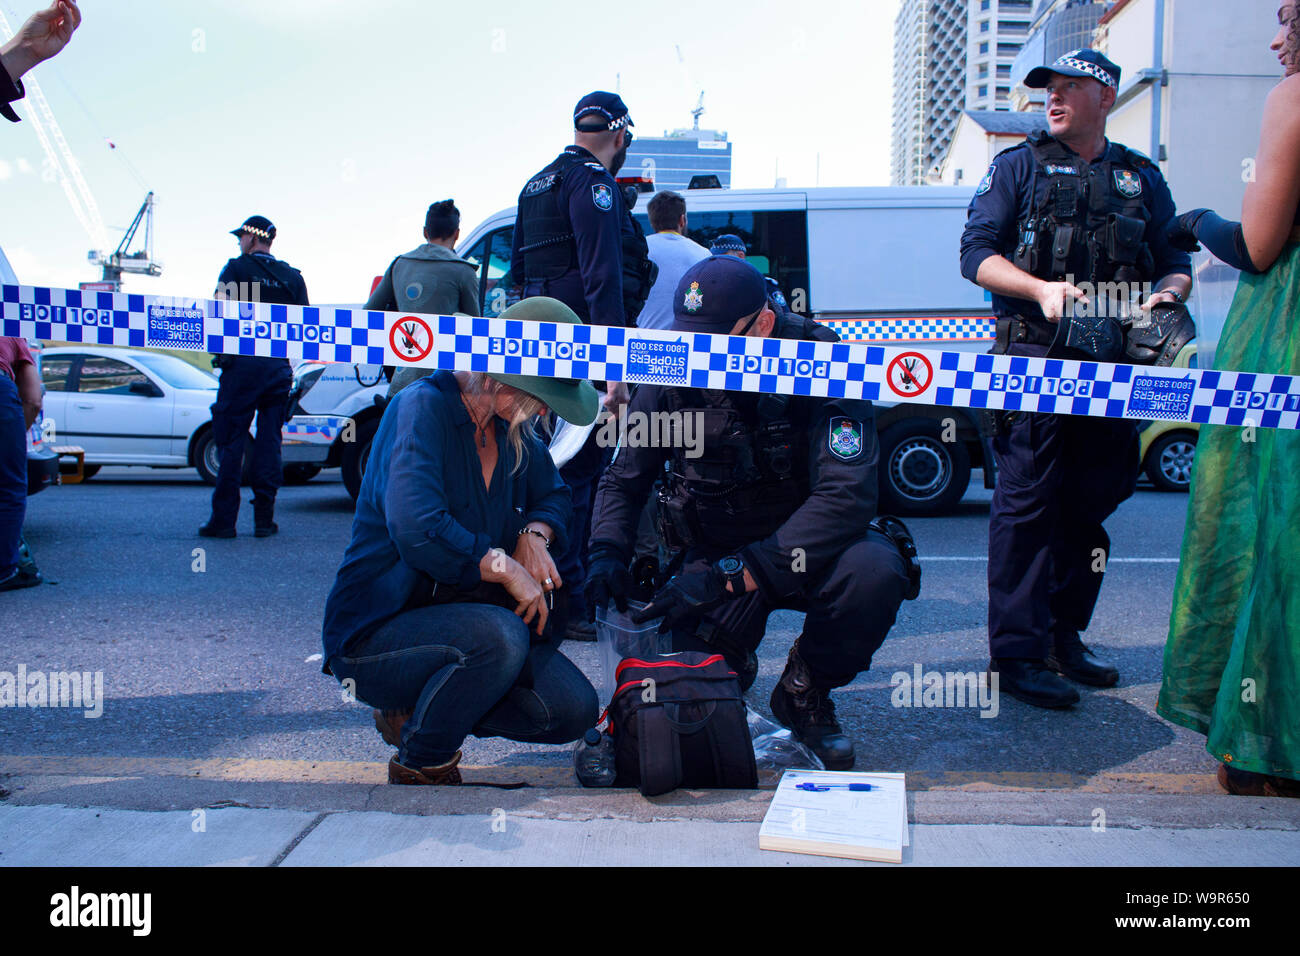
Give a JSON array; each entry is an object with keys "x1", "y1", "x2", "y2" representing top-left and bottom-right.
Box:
[
  {"x1": 1009, "y1": 1, "x2": 1113, "y2": 111},
  {"x1": 622, "y1": 127, "x2": 732, "y2": 193},
  {"x1": 892, "y1": 0, "x2": 967, "y2": 185},
  {"x1": 965, "y1": 0, "x2": 1036, "y2": 111}
]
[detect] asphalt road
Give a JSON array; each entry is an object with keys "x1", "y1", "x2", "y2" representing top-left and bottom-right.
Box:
[{"x1": 1, "y1": 462, "x2": 1222, "y2": 787}]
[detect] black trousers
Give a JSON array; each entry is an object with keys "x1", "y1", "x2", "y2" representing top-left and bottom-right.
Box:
[
  {"x1": 987, "y1": 410, "x2": 1139, "y2": 659},
  {"x1": 672, "y1": 529, "x2": 910, "y2": 689},
  {"x1": 209, "y1": 357, "x2": 292, "y2": 527}
]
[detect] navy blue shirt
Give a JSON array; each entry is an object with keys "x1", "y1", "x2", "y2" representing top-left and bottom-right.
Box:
[
  {"x1": 510, "y1": 146, "x2": 625, "y2": 326},
  {"x1": 321, "y1": 371, "x2": 571, "y2": 663},
  {"x1": 959, "y1": 137, "x2": 1190, "y2": 323}
]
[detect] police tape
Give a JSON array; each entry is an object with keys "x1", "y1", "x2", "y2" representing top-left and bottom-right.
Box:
[{"x1": 5, "y1": 284, "x2": 1299, "y2": 431}]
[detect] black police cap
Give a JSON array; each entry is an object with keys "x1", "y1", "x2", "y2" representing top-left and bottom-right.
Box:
[
  {"x1": 671, "y1": 255, "x2": 767, "y2": 333},
  {"x1": 1024, "y1": 49, "x2": 1121, "y2": 90},
  {"x1": 573, "y1": 91, "x2": 633, "y2": 132},
  {"x1": 231, "y1": 215, "x2": 276, "y2": 241}
]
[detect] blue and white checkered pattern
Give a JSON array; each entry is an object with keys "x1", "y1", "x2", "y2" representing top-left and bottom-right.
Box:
[
  {"x1": 6, "y1": 284, "x2": 1299, "y2": 431},
  {"x1": 822, "y1": 316, "x2": 995, "y2": 343}
]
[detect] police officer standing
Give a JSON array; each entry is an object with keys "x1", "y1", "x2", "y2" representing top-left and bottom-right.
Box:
[
  {"x1": 511, "y1": 91, "x2": 636, "y2": 641},
  {"x1": 585, "y1": 256, "x2": 919, "y2": 769},
  {"x1": 959, "y1": 50, "x2": 1192, "y2": 708},
  {"x1": 200, "y1": 215, "x2": 309, "y2": 539}
]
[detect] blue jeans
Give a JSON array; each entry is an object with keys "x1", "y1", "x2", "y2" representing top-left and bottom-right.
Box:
[
  {"x1": 0, "y1": 375, "x2": 26, "y2": 578},
  {"x1": 328, "y1": 603, "x2": 598, "y2": 767}
]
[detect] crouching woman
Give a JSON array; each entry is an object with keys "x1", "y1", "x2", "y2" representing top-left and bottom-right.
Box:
[{"x1": 321, "y1": 298, "x2": 600, "y2": 785}]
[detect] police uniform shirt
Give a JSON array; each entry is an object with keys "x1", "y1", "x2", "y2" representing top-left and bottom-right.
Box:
[
  {"x1": 959, "y1": 135, "x2": 1190, "y2": 324},
  {"x1": 509, "y1": 146, "x2": 625, "y2": 326},
  {"x1": 217, "y1": 251, "x2": 310, "y2": 307},
  {"x1": 589, "y1": 315, "x2": 873, "y2": 602}
]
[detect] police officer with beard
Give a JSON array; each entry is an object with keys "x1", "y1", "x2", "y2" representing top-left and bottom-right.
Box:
[
  {"x1": 585, "y1": 255, "x2": 919, "y2": 769},
  {"x1": 959, "y1": 50, "x2": 1192, "y2": 708},
  {"x1": 200, "y1": 215, "x2": 309, "y2": 539},
  {"x1": 510, "y1": 91, "x2": 642, "y2": 642}
]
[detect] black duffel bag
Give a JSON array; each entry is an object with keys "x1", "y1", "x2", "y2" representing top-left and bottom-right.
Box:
[{"x1": 608, "y1": 652, "x2": 757, "y2": 796}]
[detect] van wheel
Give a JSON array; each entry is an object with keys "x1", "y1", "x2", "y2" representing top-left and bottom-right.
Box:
[
  {"x1": 342, "y1": 418, "x2": 379, "y2": 500},
  {"x1": 1144, "y1": 431, "x2": 1197, "y2": 492},
  {"x1": 878, "y1": 420, "x2": 971, "y2": 516}
]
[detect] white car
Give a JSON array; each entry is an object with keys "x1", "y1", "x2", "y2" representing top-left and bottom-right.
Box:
[{"x1": 37, "y1": 346, "x2": 227, "y2": 482}]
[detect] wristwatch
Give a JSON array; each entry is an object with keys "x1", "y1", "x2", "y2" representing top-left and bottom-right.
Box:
[{"x1": 716, "y1": 555, "x2": 747, "y2": 594}]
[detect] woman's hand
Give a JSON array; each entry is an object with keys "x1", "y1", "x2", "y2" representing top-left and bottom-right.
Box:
[
  {"x1": 512, "y1": 526, "x2": 561, "y2": 598},
  {"x1": 502, "y1": 561, "x2": 549, "y2": 636},
  {"x1": 481, "y1": 548, "x2": 548, "y2": 636}
]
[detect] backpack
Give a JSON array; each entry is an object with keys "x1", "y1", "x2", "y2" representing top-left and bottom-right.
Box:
[{"x1": 606, "y1": 652, "x2": 758, "y2": 796}]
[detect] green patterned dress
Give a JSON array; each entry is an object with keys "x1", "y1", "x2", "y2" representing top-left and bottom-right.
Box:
[{"x1": 1158, "y1": 230, "x2": 1300, "y2": 780}]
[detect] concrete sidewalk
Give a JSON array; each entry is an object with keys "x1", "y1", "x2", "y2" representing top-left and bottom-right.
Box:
[{"x1": 3, "y1": 761, "x2": 1299, "y2": 866}]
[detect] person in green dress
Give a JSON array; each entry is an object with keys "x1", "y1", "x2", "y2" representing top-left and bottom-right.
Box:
[{"x1": 1160, "y1": 1, "x2": 1300, "y2": 798}]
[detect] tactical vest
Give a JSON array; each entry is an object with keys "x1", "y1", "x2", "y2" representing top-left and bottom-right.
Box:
[
  {"x1": 621, "y1": 213, "x2": 657, "y2": 324},
  {"x1": 656, "y1": 389, "x2": 806, "y2": 553},
  {"x1": 515, "y1": 150, "x2": 593, "y2": 282},
  {"x1": 232, "y1": 254, "x2": 305, "y2": 306},
  {"x1": 1011, "y1": 132, "x2": 1155, "y2": 289}
]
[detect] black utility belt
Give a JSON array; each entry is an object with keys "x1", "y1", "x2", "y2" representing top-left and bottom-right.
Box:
[{"x1": 995, "y1": 304, "x2": 1195, "y2": 369}]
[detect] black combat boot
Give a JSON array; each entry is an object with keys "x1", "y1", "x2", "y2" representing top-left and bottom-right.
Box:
[
  {"x1": 769, "y1": 642, "x2": 855, "y2": 770},
  {"x1": 251, "y1": 496, "x2": 278, "y2": 538},
  {"x1": 989, "y1": 658, "x2": 1079, "y2": 709},
  {"x1": 1046, "y1": 631, "x2": 1119, "y2": 687}
]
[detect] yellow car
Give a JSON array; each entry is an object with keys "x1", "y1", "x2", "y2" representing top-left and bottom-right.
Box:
[{"x1": 1136, "y1": 342, "x2": 1199, "y2": 492}]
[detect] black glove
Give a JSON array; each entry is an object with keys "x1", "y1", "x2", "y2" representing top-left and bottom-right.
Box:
[
  {"x1": 1164, "y1": 208, "x2": 1209, "y2": 253},
  {"x1": 633, "y1": 562, "x2": 731, "y2": 633},
  {"x1": 585, "y1": 546, "x2": 634, "y2": 622}
]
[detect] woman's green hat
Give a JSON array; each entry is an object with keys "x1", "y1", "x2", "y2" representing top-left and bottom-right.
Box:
[{"x1": 491, "y1": 297, "x2": 601, "y2": 426}]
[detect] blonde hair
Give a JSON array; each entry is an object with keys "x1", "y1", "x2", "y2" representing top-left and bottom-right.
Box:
[{"x1": 463, "y1": 372, "x2": 543, "y2": 474}]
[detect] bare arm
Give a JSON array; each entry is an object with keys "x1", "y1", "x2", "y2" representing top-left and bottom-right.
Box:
[
  {"x1": 1242, "y1": 73, "x2": 1300, "y2": 272},
  {"x1": 974, "y1": 255, "x2": 1089, "y2": 322},
  {"x1": 0, "y1": 1, "x2": 80, "y2": 80},
  {"x1": 15, "y1": 360, "x2": 42, "y2": 429}
]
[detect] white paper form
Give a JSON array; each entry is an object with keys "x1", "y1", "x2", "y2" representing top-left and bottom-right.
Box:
[{"x1": 760, "y1": 770, "x2": 908, "y2": 859}]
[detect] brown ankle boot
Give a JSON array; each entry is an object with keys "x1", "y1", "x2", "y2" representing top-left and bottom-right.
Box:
[
  {"x1": 388, "y1": 751, "x2": 462, "y2": 786},
  {"x1": 373, "y1": 708, "x2": 413, "y2": 747}
]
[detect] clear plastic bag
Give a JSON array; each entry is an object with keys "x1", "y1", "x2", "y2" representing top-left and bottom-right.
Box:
[
  {"x1": 594, "y1": 599, "x2": 670, "y2": 706},
  {"x1": 747, "y1": 705, "x2": 824, "y2": 779}
]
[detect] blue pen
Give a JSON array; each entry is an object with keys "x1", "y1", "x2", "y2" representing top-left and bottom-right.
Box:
[{"x1": 795, "y1": 782, "x2": 874, "y2": 792}]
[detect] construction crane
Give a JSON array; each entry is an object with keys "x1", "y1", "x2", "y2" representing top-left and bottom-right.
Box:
[
  {"x1": 691, "y1": 91, "x2": 705, "y2": 131},
  {"x1": 88, "y1": 192, "x2": 161, "y2": 287}
]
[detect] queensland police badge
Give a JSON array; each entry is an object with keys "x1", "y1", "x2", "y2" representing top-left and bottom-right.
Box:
[
  {"x1": 828, "y1": 418, "x2": 863, "y2": 460},
  {"x1": 975, "y1": 164, "x2": 996, "y2": 196},
  {"x1": 1113, "y1": 169, "x2": 1142, "y2": 197},
  {"x1": 683, "y1": 281, "x2": 703, "y2": 313},
  {"x1": 592, "y1": 184, "x2": 613, "y2": 210}
]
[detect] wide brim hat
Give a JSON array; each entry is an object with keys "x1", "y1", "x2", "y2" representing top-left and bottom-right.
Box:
[{"x1": 491, "y1": 297, "x2": 601, "y2": 426}]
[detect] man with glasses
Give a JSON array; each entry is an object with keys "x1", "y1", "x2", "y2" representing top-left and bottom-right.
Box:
[{"x1": 585, "y1": 255, "x2": 920, "y2": 770}]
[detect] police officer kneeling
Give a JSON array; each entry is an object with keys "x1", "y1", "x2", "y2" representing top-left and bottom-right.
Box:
[
  {"x1": 959, "y1": 50, "x2": 1192, "y2": 708},
  {"x1": 584, "y1": 256, "x2": 918, "y2": 769}
]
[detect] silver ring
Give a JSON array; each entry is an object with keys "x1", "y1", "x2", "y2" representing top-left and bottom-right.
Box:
[{"x1": 544, "y1": 577, "x2": 554, "y2": 589}]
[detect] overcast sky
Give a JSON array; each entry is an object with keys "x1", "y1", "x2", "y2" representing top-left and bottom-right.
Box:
[{"x1": 0, "y1": 0, "x2": 902, "y2": 303}]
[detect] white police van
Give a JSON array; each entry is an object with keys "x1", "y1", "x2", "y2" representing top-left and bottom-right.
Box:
[{"x1": 454, "y1": 185, "x2": 997, "y2": 515}]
